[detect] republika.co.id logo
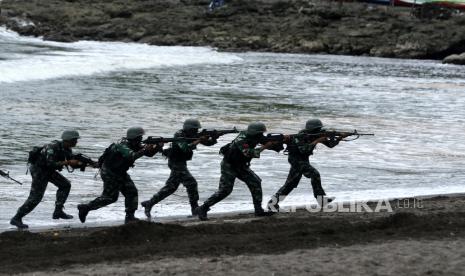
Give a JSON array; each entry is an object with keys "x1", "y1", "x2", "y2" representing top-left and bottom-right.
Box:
[{"x1": 268, "y1": 196, "x2": 424, "y2": 213}]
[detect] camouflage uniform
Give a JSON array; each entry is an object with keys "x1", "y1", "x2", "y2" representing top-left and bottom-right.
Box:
[
  {"x1": 201, "y1": 132, "x2": 265, "y2": 213},
  {"x1": 144, "y1": 130, "x2": 217, "y2": 213},
  {"x1": 15, "y1": 140, "x2": 72, "y2": 218},
  {"x1": 82, "y1": 139, "x2": 152, "y2": 216},
  {"x1": 270, "y1": 130, "x2": 339, "y2": 206}
]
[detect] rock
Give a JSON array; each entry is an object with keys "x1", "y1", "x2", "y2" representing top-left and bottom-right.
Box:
[
  {"x1": 443, "y1": 53, "x2": 465, "y2": 65},
  {"x1": 393, "y1": 33, "x2": 431, "y2": 58},
  {"x1": 138, "y1": 35, "x2": 160, "y2": 44},
  {"x1": 127, "y1": 27, "x2": 147, "y2": 41},
  {"x1": 0, "y1": 0, "x2": 464, "y2": 60},
  {"x1": 393, "y1": 41, "x2": 427, "y2": 58},
  {"x1": 43, "y1": 32, "x2": 78, "y2": 42},
  {"x1": 370, "y1": 46, "x2": 395, "y2": 57},
  {"x1": 299, "y1": 39, "x2": 326, "y2": 52}
]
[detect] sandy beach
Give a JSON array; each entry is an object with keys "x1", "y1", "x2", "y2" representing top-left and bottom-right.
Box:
[
  {"x1": 0, "y1": 2, "x2": 464, "y2": 275},
  {"x1": 1, "y1": 194, "x2": 463, "y2": 275}
]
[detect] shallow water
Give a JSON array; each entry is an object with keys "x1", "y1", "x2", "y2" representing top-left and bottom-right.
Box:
[{"x1": 0, "y1": 27, "x2": 464, "y2": 230}]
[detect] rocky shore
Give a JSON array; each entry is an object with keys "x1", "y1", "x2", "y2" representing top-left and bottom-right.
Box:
[{"x1": 1, "y1": 0, "x2": 465, "y2": 60}]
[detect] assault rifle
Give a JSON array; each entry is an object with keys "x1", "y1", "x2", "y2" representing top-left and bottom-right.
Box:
[
  {"x1": 260, "y1": 133, "x2": 289, "y2": 144},
  {"x1": 198, "y1": 127, "x2": 239, "y2": 139},
  {"x1": 143, "y1": 136, "x2": 195, "y2": 145},
  {"x1": 258, "y1": 134, "x2": 288, "y2": 152},
  {"x1": 260, "y1": 129, "x2": 374, "y2": 145},
  {"x1": 68, "y1": 154, "x2": 98, "y2": 172},
  {"x1": 143, "y1": 128, "x2": 238, "y2": 145},
  {"x1": 305, "y1": 129, "x2": 374, "y2": 141},
  {"x1": 0, "y1": 169, "x2": 23, "y2": 185}
]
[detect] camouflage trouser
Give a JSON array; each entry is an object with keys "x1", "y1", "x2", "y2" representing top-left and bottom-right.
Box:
[
  {"x1": 16, "y1": 165, "x2": 71, "y2": 217},
  {"x1": 272, "y1": 160, "x2": 325, "y2": 204},
  {"x1": 147, "y1": 162, "x2": 199, "y2": 208},
  {"x1": 203, "y1": 160, "x2": 264, "y2": 212},
  {"x1": 85, "y1": 167, "x2": 138, "y2": 214}
]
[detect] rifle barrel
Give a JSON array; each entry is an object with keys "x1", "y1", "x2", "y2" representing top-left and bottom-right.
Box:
[{"x1": 0, "y1": 170, "x2": 23, "y2": 185}]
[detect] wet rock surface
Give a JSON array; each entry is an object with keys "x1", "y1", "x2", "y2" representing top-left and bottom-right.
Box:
[
  {"x1": 443, "y1": 52, "x2": 465, "y2": 65},
  {"x1": 1, "y1": 0, "x2": 465, "y2": 59}
]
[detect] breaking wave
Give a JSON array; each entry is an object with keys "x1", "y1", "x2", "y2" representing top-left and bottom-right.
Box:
[{"x1": 0, "y1": 27, "x2": 242, "y2": 83}]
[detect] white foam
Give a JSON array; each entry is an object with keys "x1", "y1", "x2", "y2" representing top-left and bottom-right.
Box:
[{"x1": 0, "y1": 27, "x2": 242, "y2": 83}]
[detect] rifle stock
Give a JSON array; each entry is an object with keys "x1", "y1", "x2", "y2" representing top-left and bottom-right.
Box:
[{"x1": 71, "y1": 154, "x2": 98, "y2": 172}]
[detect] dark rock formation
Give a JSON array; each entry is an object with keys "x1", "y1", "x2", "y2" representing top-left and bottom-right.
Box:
[
  {"x1": 1, "y1": 0, "x2": 465, "y2": 59},
  {"x1": 443, "y1": 52, "x2": 465, "y2": 65}
]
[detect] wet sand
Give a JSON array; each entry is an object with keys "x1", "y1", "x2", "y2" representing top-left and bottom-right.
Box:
[{"x1": 1, "y1": 194, "x2": 464, "y2": 275}]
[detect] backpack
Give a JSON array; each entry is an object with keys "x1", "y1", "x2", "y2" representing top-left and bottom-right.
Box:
[
  {"x1": 97, "y1": 143, "x2": 115, "y2": 168},
  {"x1": 219, "y1": 143, "x2": 231, "y2": 156},
  {"x1": 28, "y1": 146, "x2": 45, "y2": 165}
]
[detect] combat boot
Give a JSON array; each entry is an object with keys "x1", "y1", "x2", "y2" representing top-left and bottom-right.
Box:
[
  {"x1": 254, "y1": 208, "x2": 274, "y2": 217},
  {"x1": 196, "y1": 205, "x2": 209, "y2": 221},
  {"x1": 53, "y1": 207, "x2": 74, "y2": 220},
  {"x1": 141, "y1": 200, "x2": 153, "y2": 219},
  {"x1": 254, "y1": 203, "x2": 274, "y2": 217},
  {"x1": 77, "y1": 204, "x2": 89, "y2": 223},
  {"x1": 10, "y1": 215, "x2": 28, "y2": 229},
  {"x1": 190, "y1": 202, "x2": 199, "y2": 216},
  {"x1": 125, "y1": 213, "x2": 141, "y2": 224}
]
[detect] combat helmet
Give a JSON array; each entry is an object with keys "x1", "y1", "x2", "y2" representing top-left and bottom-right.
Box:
[
  {"x1": 246, "y1": 122, "x2": 267, "y2": 136},
  {"x1": 305, "y1": 119, "x2": 323, "y2": 132},
  {"x1": 126, "y1": 127, "x2": 145, "y2": 140},
  {"x1": 183, "y1": 119, "x2": 201, "y2": 131},
  {"x1": 61, "y1": 130, "x2": 80, "y2": 141}
]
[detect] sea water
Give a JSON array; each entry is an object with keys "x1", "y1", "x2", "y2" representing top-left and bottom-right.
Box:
[{"x1": 0, "y1": 27, "x2": 464, "y2": 230}]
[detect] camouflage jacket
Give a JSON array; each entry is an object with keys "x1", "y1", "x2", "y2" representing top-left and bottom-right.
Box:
[
  {"x1": 222, "y1": 131, "x2": 262, "y2": 167},
  {"x1": 287, "y1": 130, "x2": 339, "y2": 162},
  {"x1": 40, "y1": 140, "x2": 73, "y2": 171},
  {"x1": 167, "y1": 130, "x2": 217, "y2": 164}
]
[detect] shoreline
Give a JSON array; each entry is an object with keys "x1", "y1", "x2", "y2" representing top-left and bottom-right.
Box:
[
  {"x1": 1, "y1": 194, "x2": 464, "y2": 274},
  {"x1": 2, "y1": 191, "x2": 463, "y2": 234},
  {"x1": 1, "y1": 0, "x2": 465, "y2": 62}
]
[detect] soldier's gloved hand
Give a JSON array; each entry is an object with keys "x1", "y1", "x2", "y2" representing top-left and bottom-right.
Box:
[
  {"x1": 143, "y1": 144, "x2": 157, "y2": 157},
  {"x1": 263, "y1": 141, "x2": 277, "y2": 149},
  {"x1": 199, "y1": 135, "x2": 209, "y2": 143},
  {"x1": 67, "y1": 160, "x2": 82, "y2": 167},
  {"x1": 283, "y1": 135, "x2": 291, "y2": 144},
  {"x1": 145, "y1": 144, "x2": 155, "y2": 150}
]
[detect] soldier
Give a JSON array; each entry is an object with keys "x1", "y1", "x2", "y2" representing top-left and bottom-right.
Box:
[
  {"x1": 10, "y1": 130, "x2": 89, "y2": 229},
  {"x1": 141, "y1": 119, "x2": 217, "y2": 218},
  {"x1": 268, "y1": 119, "x2": 346, "y2": 211},
  {"x1": 77, "y1": 127, "x2": 162, "y2": 224},
  {"x1": 195, "y1": 122, "x2": 279, "y2": 221},
  {"x1": 208, "y1": 0, "x2": 225, "y2": 11}
]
